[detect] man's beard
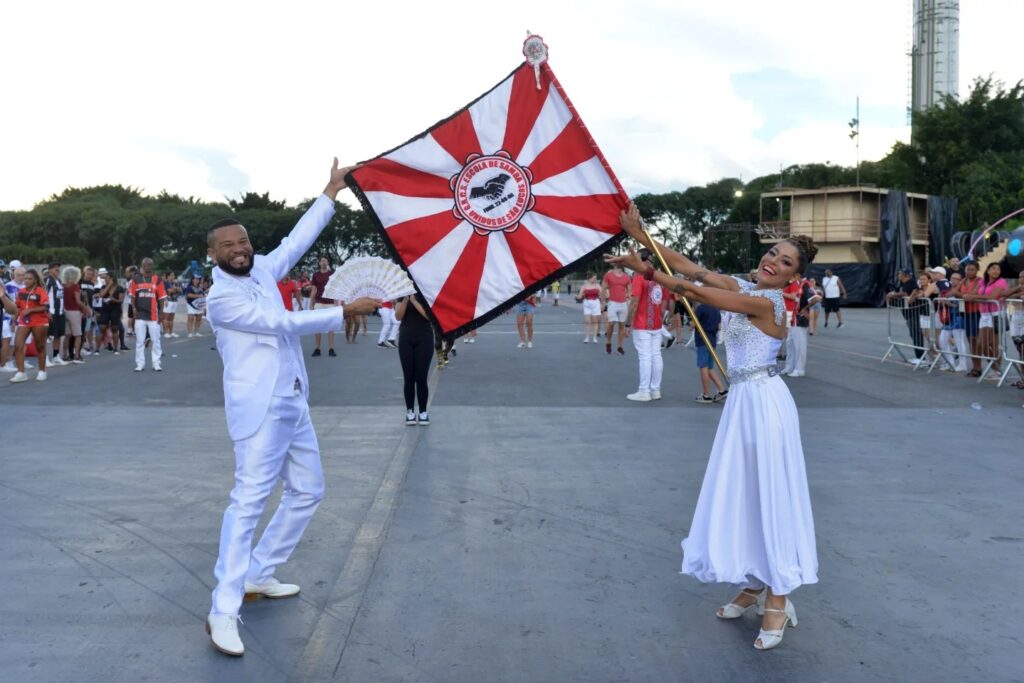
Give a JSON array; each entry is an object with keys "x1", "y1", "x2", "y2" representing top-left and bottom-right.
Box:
[{"x1": 218, "y1": 255, "x2": 253, "y2": 276}]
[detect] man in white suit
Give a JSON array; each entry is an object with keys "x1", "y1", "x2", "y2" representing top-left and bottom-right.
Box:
[{"x1": 203, "y1": 159, "x2": 379, "y2": 656}]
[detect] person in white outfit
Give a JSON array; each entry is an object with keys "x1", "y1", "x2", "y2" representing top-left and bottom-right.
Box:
[
  {"x1": 203, "y1": 159, "x2": 381, "y2": 657},
  {"x1": 377, "y1": 300, "x2": 399, "y2": 348},
  {"x1": 129, "y1": 258, "x2": 166, "y2": 372},
  {"x1": 783, "y1": 274, "x2": 818, "y2": 377},
  {"x1": 612, "y1": 203, "x2": 818, "y2": 651}
]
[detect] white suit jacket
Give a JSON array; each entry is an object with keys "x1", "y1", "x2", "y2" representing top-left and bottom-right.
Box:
[{"x1": 207, "y1": 194, "x2": 344, "y2": 441}]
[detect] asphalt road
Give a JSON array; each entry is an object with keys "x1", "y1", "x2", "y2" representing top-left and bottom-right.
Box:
[{"x1": 0, "y1": 302, "x2": 1020, "y2": 682}]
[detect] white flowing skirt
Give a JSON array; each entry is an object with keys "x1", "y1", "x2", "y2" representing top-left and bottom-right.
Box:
[{"x1": 680, "y1": 374, "x2": 818, "y2": 595}]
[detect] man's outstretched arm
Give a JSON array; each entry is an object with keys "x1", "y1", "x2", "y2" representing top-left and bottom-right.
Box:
[{"x1": 263, "y1": 158, "x2": 361, "y2": 281}]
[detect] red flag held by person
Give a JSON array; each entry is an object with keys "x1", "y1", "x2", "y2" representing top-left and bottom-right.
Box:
[{"x1": 347, "y1": 36, "x2": 629, "y2": 340}]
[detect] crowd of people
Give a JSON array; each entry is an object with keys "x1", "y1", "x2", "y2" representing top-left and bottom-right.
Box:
[
  {"x1": 885, "y1": 257, "x2": 1024, "y2": 385},
  {"x1": 0, "y1": 257, "x2": 216, "y2": 382}
]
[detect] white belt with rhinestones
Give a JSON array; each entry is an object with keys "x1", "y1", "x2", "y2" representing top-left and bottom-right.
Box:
[{"x1": 727, "y1": 365, "x2": 779, "y2": 384}]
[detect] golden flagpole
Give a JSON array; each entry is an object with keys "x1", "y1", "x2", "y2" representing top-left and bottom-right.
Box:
[{"x1": 640, "y1": 227, "x2": 729, "y2": 381}]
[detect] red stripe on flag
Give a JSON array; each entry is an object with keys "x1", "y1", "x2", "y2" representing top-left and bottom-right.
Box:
[
  {"x1": 502, "y1": 66, "x2": 551, "y2": 160},
  {"x1": 532, "y1": 194, "x2": 626, "y2": 235},
  {"x1": 430, "y1": 233, "x2": 488, "y2": 331},
  {"x1": 504, "y1": 222, "x2": 566, "y2": 287},
  {"x1": 356, "y1": 158, "x2": 454, "y2": 198},
  {"x1": 387, "y1": 210, "x2": 463, "y2": 266},
  {"x1": 430, "y1": 110, "x2": 482, "y2": 167},
  {"x1": 524, "y1": 123, "x2": 597, "y2": 186}
]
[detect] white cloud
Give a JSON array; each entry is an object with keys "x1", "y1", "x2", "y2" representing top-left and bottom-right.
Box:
[{"x1": 0, "y1": 0, "x2": 1019, "y2": 210}]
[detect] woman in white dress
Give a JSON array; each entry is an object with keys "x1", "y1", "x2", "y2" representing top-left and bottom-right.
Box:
[{"x1": 609, "y1": 203, "x2": 818, "y2": 651}]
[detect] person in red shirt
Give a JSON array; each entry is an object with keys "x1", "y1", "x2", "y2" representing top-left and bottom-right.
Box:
[
  {"x1": 0, "y1": 268, "x2": 50, "y2": 382},
  {"x1": 128, "y1": 257, "x2": 167, "y2": 371},
  {"x1": 61, "y1": 266, "x2": 91, "y2": 363},
  {"x1": 625, "y1": 250, "x2": 668, "y2": 401},
  {"x1": 577, "y1": 274, "x2": 602, "y2": 343},
  {"x1": 602, "y1": 264, "x2": 632, "y2": 355},
  {"x1": 310, "y1": 257, "x2": 337, "y2": 356},
  {"x1": 277, "y1": 273, "x2": 303, "y2": 312}
]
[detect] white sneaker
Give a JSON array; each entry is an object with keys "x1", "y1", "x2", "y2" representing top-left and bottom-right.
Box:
[
  {"x1": 651, "y1": 390, "x2": 662, "y2": 400},
  {"x1": 0, "y1": 362, "x2": 17, "y2": 373},
  {"x1": 526, "y1": 341, "x2": 533, "y2": 348},
  {"x1": 206, "y1": 614, "x2": 244, "y2": 656},
  {"x1": 135, "y1": 367, "x2": 144, "y2": 372},
  {"x1": 243, "y1": 577, "x2": 300, "y2": 599},
  {"x1": 51, "y1": 356, "x2": 69, "y2": 366},
  {"x1": 418, "y1": 411, "x2": 430, "y2": 425},
  {"x1": 188, "y1": 333, "x2": 194, "y2": 338},
  {"x1": 467, "y1": 338, "x2": 475, "y2": 344},
  {"x1": 36, "y1": 371, "x2": 47, "y2": 382},
  {"x1": 406, "y1": 410, "x2": 417, "y2": 425},
  {"x1": 71, "y1": 359, "x2": 85, "y2": 365},
  {"x1": 517, "y1": 342, "x2": 526, "y2": 348},
  {"x1": 9, "y1": 372, "x2": 28, "y2": 383},
  {"x1": 627, "y1": 391, "x2": 652, "y2": 402}
]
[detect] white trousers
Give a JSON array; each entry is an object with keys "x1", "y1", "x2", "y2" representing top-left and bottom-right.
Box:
[
  {"x1": 784, "y1": 327, "x2": 808, "y2": 375},
  {"x1": 378, "y1": 308, "x2": 398, "y2": 343},
  {"x1": 632, "y1": 329, "x2": 663, "y2": 392},
  {"x1": 134, "y1": 319, "x2": 162, "y2": 369},
  {"x1": 211, "y1": 393, "x2": 324, "y2": 616},
  {"x1": 939, "y1": 328, "x2": 970, "y2": 371}
]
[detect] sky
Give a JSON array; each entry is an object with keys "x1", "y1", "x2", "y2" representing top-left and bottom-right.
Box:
[{"x1": 0, "y1": 0, "x2": 1019, "y2": 211}]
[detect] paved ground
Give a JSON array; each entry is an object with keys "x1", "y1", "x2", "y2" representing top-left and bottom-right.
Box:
[{"x1": 0, "y1": 302, "x2": 1021, "y2": 682}]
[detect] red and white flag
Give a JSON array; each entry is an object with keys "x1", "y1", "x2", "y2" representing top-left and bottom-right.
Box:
[{"x1": 347, "y1": 46, "x2": 629, "y2": 339}]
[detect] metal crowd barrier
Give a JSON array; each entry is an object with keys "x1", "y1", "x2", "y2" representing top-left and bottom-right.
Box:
[
  {"x1": 883, "y1": 297, "x2": 1011, "y2": 384},
  {"x1": 882, "y1": 298, "x2": 933, "y2": 368},
  {"x1": 998, "y1": 298, "x2": 1024, "y2": 388}
]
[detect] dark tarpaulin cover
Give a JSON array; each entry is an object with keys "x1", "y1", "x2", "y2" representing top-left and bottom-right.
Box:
[
  {"x1": 805, "y1": 263, "x2": 881, "y2": 306},
  {"x1": 878, "y1": 190, "x2": 914, "y2": 302},
  {"x1": 927, "y1": 195, "x2": 958, "y2": 267}
]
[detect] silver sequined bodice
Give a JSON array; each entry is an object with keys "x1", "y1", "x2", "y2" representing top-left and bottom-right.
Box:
[{"x1": 722, "y1": 278, "x2": 786, "y2": 379}]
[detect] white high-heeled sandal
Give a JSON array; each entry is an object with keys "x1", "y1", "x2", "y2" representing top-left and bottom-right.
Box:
[
  {"x1": 716, "y1": 589, "x2": 766, "y2": 619},
  {"x1": 753, "y1": 598, "x2": 798, "y2": 650}
]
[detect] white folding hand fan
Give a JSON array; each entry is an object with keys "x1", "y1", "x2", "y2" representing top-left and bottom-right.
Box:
[{"x1": 322, "y1": 257, "x2": 417, "y2": 302}]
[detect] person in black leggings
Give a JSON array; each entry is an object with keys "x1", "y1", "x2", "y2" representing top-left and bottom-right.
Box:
[{"x1": 395, "y1": 294, "x2": 434, "y2": 425}]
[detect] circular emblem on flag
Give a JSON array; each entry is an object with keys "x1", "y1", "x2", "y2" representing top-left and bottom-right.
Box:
[{"x1": 449, "y1": 151, "x2": 535, "y2": 236}]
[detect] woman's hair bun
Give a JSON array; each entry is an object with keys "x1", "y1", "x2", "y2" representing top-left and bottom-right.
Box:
[{"x1": 787, "y1": 235, "x2": 818, "y2": 266}]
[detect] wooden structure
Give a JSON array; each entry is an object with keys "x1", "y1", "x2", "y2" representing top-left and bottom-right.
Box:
[{"x1": 758, "y1": 186, "x2": 930, "y2": 267}]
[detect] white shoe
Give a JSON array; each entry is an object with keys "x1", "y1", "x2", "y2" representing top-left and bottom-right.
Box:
[
  {"x1": 716, "y1": 589, "x2": 766, "y2": 619},
  {"x1": 206, "y1": 614, "x2": 244, "y2": 656},
  {"x1": 517, "y1": 342, "x2": 526, "y2": 348},
  {"x1": 650, "y1": 390, "x2": 662, "y2": 400},
  {"x1": 406, "y1": 410, "x2": 417, "y2": 425},
  {"x1": 243, "y1": 577, "x2": 300, "y2": 600},
  {"x1": 9, "y1": 371, "x2": 28, "y2": 383},
  {"x1": 36, "y1": 371, "x2": 47, "y2": 382},
  {"x1": 135, "y1": 367, "x2": 144, "y2": 372},
  {"x1": 527, "y1": 341, "x2": 533, "y2": 349},
  {"x1": 627, "y1": 391, "x2": 652, "y2": 402},
  {"x1": 0, "y1": 363, "x2": 17, "y2": 373},
  {"x1": 788, "y1": 372, "x2": 804, "y2": 377},
  {"x1": 188, "y1": 333, "x2": 194, "y2": 338},
  {"x1": 418, "y1": 411, "x2": 430, "y2": 425},
  {"x1": 71, "y1": 359, "x2": 85, "y2": 365},
  {"x1": 467, "y1": 338, "x2": 475, "y2": 344},
  {"x1": 50, "y1": 356, "x2": 69, "y2": 366},
  {"x1": 754, "y1": 598, "x2": 798, "y2": 651}
]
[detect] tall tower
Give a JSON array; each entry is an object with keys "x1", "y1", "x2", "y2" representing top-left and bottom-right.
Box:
[{"x1": 910, "y1": 0, "x2": 959, "y2": 113}]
